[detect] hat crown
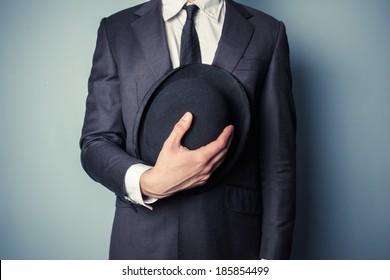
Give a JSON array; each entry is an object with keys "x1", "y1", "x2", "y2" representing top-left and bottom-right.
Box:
[{"x1": 140, "y1": 78, "x2": 231, "y2": 163}]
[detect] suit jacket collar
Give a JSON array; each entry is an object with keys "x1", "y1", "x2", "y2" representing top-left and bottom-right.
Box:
[
  {"x1": 131, "y1": 0, "x2": 254, "y2": 79},
  {"x1": 212, "y1": 0, "x2": 254, "y2": 72},
  {"x1": 132, "y1": 0, "x2": 173, "y2": 80}
]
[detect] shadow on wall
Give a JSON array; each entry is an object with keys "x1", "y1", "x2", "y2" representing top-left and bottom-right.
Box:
[{"x1": 290, "y1": 48, "x2": 322, "y2": 260}]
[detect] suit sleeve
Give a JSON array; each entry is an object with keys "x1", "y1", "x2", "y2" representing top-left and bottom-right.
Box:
[
  {"x1": 258, "y1": 21, "x2": 296, "y2": 260},
  {"x1": 80, "y1": 18, "x2": 144, "y2": 198}
]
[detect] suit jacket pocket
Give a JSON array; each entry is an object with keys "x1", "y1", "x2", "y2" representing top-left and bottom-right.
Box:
[{"x1": 225, "y1": 185, "x2": 262, "y2": 215}]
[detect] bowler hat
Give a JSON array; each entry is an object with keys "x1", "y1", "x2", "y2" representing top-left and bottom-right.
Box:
[{"x1": 133, "y1": 64, "x2": 250, "y2": 191}]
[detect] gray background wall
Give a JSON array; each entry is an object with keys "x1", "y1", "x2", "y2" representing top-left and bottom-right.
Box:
[{"x1": 0, "y1": 0, "x2": 389, "y2": 259}]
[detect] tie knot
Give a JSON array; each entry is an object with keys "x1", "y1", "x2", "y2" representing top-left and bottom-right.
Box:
[{"x1": 184, "y1": 4, "x2": 199, "y2": 20}]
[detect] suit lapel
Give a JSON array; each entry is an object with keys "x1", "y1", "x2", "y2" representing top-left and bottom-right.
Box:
[
  {"x1": 131, "y1": 0, "x2": 253, "y2": 77},
  {"x1": 132, "y1": 0, "x2": 172, "y2": 80},
  {"x1": 212, "y1": 0, "x2": 254, "y2": 72}
]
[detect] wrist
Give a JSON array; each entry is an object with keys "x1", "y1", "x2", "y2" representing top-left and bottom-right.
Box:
[{"x1": 140, "y1": 168, "x2": 165, "y2": 199}]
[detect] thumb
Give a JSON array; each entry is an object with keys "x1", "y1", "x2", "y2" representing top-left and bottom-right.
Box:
[{"x1": 166, "y1": 112, "x2": 193, "y2": 148}]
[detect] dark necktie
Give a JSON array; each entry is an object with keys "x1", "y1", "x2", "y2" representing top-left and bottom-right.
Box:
[{"x1": 180, "y1": 5, "x2": 201, "y2": 65}]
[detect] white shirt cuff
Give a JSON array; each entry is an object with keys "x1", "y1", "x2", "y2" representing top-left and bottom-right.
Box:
[{"x1": 124, "y1": 163, "x2": 157, "y2": 210}]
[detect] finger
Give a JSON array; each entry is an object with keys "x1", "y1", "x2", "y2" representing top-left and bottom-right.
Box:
[
  {"x1": 199, "y1": 125, "x2": 234, "y2": 158},
  {"x1": 224, "y1": 125, "x2": 234, "y2": 149},
  {"x1": 207, "y1": 144, "x2": 230, "y2": 173},
  {"x1": 165, "y1": 112, "x2": 193, "y2": 148},
  {"x1": 215, "y1": 125, "x2": 234, "y2": 149}
]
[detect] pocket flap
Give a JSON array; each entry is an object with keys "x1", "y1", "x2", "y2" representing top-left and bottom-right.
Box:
[{"x1": 225, "y1": 185, "x2": 262, "y2": 215}]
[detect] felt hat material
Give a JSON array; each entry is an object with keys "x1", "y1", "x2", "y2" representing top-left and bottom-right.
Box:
[{"x1": 133, "y1": 64, "x2": 250, "y2": 191}]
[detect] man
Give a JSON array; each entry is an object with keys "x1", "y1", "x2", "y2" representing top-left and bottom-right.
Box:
[{"x1": 80, "y1": 0, "x2": 296, "y2": 260}]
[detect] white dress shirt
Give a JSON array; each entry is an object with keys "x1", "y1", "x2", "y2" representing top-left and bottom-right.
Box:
[{"x1": 125, "y1": 0, "x2": 226, "y2": 210}]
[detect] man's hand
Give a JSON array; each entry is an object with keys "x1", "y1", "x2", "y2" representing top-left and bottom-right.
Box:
[{"x1": 140, "y1": 112, "x2": 234, "y2": 199}]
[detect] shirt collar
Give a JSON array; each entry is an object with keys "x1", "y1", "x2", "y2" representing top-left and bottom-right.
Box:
[{"x1": 162, "y1": 0, "x2": 224, "y2": 23}]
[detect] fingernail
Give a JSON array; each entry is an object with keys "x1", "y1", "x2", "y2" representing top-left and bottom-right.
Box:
[{"x1": 182, "y1": 112, "x2": 190, "y2": 122}]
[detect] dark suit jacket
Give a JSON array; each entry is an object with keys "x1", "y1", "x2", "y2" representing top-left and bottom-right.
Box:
[{"x1": 80, "y1": 0, "x2": 296, "y2": 260}]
